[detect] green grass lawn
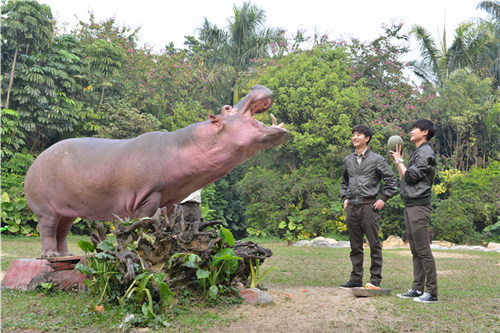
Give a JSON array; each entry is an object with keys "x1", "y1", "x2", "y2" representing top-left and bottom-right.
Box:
[{"x1": 1, "y1": 236, "x2": 499, "y2": 332}]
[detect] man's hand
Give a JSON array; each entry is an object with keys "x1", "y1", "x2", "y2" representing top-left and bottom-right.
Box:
[
  {"x1": 373, "y1": 199, "x2": 385, "y2": 210},
  {"x1": 389, "y1": 144, "x2": 403, "y2": 163}
]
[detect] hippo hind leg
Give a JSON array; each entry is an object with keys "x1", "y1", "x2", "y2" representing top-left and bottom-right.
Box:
[{"x1": 56, "y1": 216, "x2": 76, "y2": 257}]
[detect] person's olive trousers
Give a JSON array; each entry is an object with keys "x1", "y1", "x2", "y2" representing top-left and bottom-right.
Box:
[
  {"x1": 346, "y1": 203, "x2": 382, "y2": 285},
  {"x1": 404, "y1": 205, "x2": 438, "y2": 295}
]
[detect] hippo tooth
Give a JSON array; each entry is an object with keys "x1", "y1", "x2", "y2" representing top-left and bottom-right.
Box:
[
  {"x1": 270, "y1": 114, "x2": 285, "y2": 128},
  {"x1": 271, "y1": 114, "x2": 277, "y2": 126}
]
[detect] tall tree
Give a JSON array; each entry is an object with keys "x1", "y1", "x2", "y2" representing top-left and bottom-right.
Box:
[
  {"x1": 477, "y1": 0, "x2": 500, "y2": 87},
  {"x1": 1, "y1": 0, "x2": 53, "y2": 109},
  {"x1": 410, "y1": 21, "x2": 489, "y2": 88},
  {"x1": 85, "y1": 39, "x2": 126, "y2": 112},
  {"x1": 195, "y1": 2, "x2": 283, "y2": 104}
]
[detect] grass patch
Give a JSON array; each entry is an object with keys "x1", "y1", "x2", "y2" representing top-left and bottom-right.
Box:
[{"x1": 1, "y1": 236, "x2": 499, "y2": 332}]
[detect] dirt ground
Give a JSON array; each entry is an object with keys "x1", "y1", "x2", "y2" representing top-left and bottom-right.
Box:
[
  {"x1": 208, "y1": 286, "x2": 398, "y2": 333},
  {"x1": 208, "y1": 250, "x2": 484, "y2": 333}
]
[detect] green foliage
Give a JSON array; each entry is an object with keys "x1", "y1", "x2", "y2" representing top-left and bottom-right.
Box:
[
  {"x1": 432, "y1": 161, "x2": 500, "y2": 243},
  {"x1": 168, "y1": 226, "x2": 242, "y2": 299},
  {"x1": 203, "y1": 168, "x2": 248, "y2": 237},
  {"x1": 434, "y1": 70, "x2": 495, "y2": 170},
  {"x1": 96, "y1": 100, "x2": 161, "y2": 139},
  {"x1": 379, "y1": 195, "x2": 405, "y2": 239},
  {"x1": 482, "y1": 220, "x2": 500, "y2": 243},
  {"x1": 75, "y1": 239, "x2": 174, "y2": 321},
  {"x1": 75, "y1": 240, "x2": 122, "y2": 304},
  {"x1": 1, "y1": 191, "x2": 30, "y2": 235},
  {"x1": 248, "y1": 257, "x2": 278, "y2": 288},
  {"x1": 0, "y1": 109, "x2": 26, "y2": 158},
  {"x1": 0, "y1": 152, "x2": 36, "y2": 235},
  {"x1": 279, "y1": 207, "x2": 306, "y2": 245}
]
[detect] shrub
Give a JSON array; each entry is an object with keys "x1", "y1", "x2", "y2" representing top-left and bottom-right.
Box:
[
  {"x1": 379, "y1": 195, "x2": 405, "y2": 239},
  {"x1": 432, "y1": 199, "x2": 482, "y2": 244}
]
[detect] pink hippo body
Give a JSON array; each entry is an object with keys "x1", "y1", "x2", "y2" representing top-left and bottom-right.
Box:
[{"x1": 25, "y1": 85, "x2": 289, "y2": 257}]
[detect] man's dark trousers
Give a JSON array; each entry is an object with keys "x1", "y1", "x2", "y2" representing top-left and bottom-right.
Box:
[
  {"x1": 404, "y1": 205, "x2": 437, "y2": 295},
  {"x1": 346, "y1": 202, "x2": 382, "y2": 284}
]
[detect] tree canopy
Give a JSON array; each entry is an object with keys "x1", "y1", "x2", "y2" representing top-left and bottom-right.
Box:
[{"x1": 1, "y1": 0, "x2": 499, "y2": 244}]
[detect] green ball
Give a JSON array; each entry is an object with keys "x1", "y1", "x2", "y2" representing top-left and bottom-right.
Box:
[{"x1": 387, "y1": 135, "x2": 404, "y2": 152}]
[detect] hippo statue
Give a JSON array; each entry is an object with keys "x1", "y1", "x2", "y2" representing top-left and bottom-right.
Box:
[{"x1": 25, "y1": 85, "x2": 289, "y2": 257}]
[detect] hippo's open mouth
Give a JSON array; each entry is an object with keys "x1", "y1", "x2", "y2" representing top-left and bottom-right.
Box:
[{"x1": 250, "y1": 97, "x2": 273, "y2": 115}]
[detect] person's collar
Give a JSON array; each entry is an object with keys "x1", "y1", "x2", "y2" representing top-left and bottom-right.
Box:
[{"x1": 355, "y1": 147, "x2": 369, "y2": 156}]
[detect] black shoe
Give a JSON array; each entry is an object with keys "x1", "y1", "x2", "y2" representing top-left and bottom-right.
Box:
[
  {"x1": 339, "y1": 281, "x2": 362, "y2": 289},
  {"x1": 397, "y1": 289, "x2": 423, "y2": 298},
  {"x1": 371, "y1": 282, "x2": 380, "y2": 287},
  {"x1": 414, "y1": 292, "x2": 438, "y2": 303}
]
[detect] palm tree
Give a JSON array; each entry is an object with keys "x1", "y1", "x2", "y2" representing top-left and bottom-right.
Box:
[
  {"x1": 197, "y1": 2, "x2": 283, "y2": 104},
  {"x1": 410, "y1": 21, "x2": 490, "y2": 88},
  {"x1": 477, "y1": 0, "x2": 500, "y2": 87}
]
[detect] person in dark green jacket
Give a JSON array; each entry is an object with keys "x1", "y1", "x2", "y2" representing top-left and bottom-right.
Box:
[
  {"x1": 390, "y1": 119, "x2": 439, "y2": 304},
  {"x1": 339, "y1": 125, "x2": 397, "y2": 289}
]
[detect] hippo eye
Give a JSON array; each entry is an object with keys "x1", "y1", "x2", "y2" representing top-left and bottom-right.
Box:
[{"x1": 225, "y1": 106, "x2": 230, "y2": 110}]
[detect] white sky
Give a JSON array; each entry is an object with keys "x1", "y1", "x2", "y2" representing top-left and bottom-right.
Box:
[{"x1": 41, "y1": 0, "x2": 486, "y2": 52}]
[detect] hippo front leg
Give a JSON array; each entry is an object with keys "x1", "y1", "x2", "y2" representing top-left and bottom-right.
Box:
[{"x1": 38, "y1": 215, "x2": 62, "y2": 258}]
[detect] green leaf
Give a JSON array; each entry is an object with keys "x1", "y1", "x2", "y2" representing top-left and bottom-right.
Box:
[
  {"x1": 185, "y1": 261, "x2": 198, "y2": 269},
  {"x1": 225, "y1": 258, "x2": 239, "y2": 275},
  {"x1": 196, "y1": 269, "x2": 210, "y2": 279},
  {"x1": 74, "y1": 262, "x2": 97, "y2": 275},
  {"x1": 96, "y1": 239, "x2": 115, "y2": 252},
  {"x1": 8, "y1": 224, "x2": 19, "y2": 233},
  {"x1": 158, "y1": 282, "x2": 174, "y2": 311},
  {"x1": 13, "y1": 197, "x2": 26, "y2": 210},
  {"x1": 278, "y1": 221, "x2": 287, "y2": 229},
  {"x1": 209, "y1": 285, "x2": 219, "y2": 299},
  {"x1": 95, "y1": 252, "x2": 115, "y2": 260},
  {"x1": 220, "y1": 226, "x2": 235, "y2": 246},
  {"x1": 288, "y1": 221, "x2": 296, "y2": 230},
  {"x1": 1, "y1": 192, "x2": 11, "y2": 203},
  {"x1": 77, "y1": 240, "x2": 95, "y2": 253}
]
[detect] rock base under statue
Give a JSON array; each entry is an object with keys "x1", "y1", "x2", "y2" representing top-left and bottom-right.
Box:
[{"x1": 2, "y1": 256, "x2": 87, "y2": 291}]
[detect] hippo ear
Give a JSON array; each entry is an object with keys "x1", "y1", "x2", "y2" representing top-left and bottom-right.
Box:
[{"x1": 208, "y1": 114, "x2": 222, "y2": 126}]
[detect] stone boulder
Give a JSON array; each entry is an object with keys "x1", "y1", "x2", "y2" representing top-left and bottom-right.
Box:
[
  {"x1": 432, "y1": 240, "x2": 455, "y2": 248},
  {"x1": 381, "y1": 235, "x2": 405, "y2": 248},
  {"x1": 311, "y1": 237, "x2": 338, "y2": 247},
  {"x1": 487, "y1": 242, "x2": 500, "y2": 250},
  {"x1": 239, "y1": 288, "x2": 274, "y2": 305}
]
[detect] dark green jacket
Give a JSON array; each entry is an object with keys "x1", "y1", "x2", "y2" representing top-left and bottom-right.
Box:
[
  {"x1": 340, "y1": 149, "x2": 397, "y2": 203},
  {"x1": 401, "y1": 143, "x2": 436, "y2": 206}
]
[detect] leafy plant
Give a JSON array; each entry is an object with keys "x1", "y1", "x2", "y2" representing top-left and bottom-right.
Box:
[
  {"x1": 76, "y1": 238, "x2": 174, "y2": 319},
  {"x1": 169, "y1": 226, "x2": 242, "y2": 299},
  {"x1": 248, "y1": 258, "x2": 277, "y2": 288},
  {"x1": 279, "y1": 205, "x2": 306, "y2": 245},
  {"x1": 1, "y1": 191, "x2": 34, "y2": 235},
  {"x1": 75, "y1": 240, "x2": 121, "y2": 305}
]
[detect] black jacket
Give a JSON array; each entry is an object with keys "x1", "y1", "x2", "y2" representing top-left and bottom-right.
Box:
[
  {"x1": 340, "y1": 149, "x2": 397, "y2": 203},
  {"x1": 401, "y1": 143, "x2": 436, "y2": 206}
]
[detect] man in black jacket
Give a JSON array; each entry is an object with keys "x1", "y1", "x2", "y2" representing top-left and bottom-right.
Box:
[
  {"x1": 339, "y1": 125, "x2": 397, "y2": 289},
  {"x1": 390, "y1": 119, "x2": 438, "y2": 303}
]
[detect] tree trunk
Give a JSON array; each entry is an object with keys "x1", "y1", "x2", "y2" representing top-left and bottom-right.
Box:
[
  {"x1": 97, "y1": 86, "x2": 105, "y2": 112},
  {"x1": 5, "y1": 48, "x2": 18, "y2": 109}
]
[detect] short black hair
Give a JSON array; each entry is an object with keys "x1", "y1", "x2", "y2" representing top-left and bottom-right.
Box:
[
  {"x1": 412, "y1": 119, "x2": 436, "y2": 141},
  {"x1": 352, "y1": 125, "x2": 372, "y2": 143}
]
